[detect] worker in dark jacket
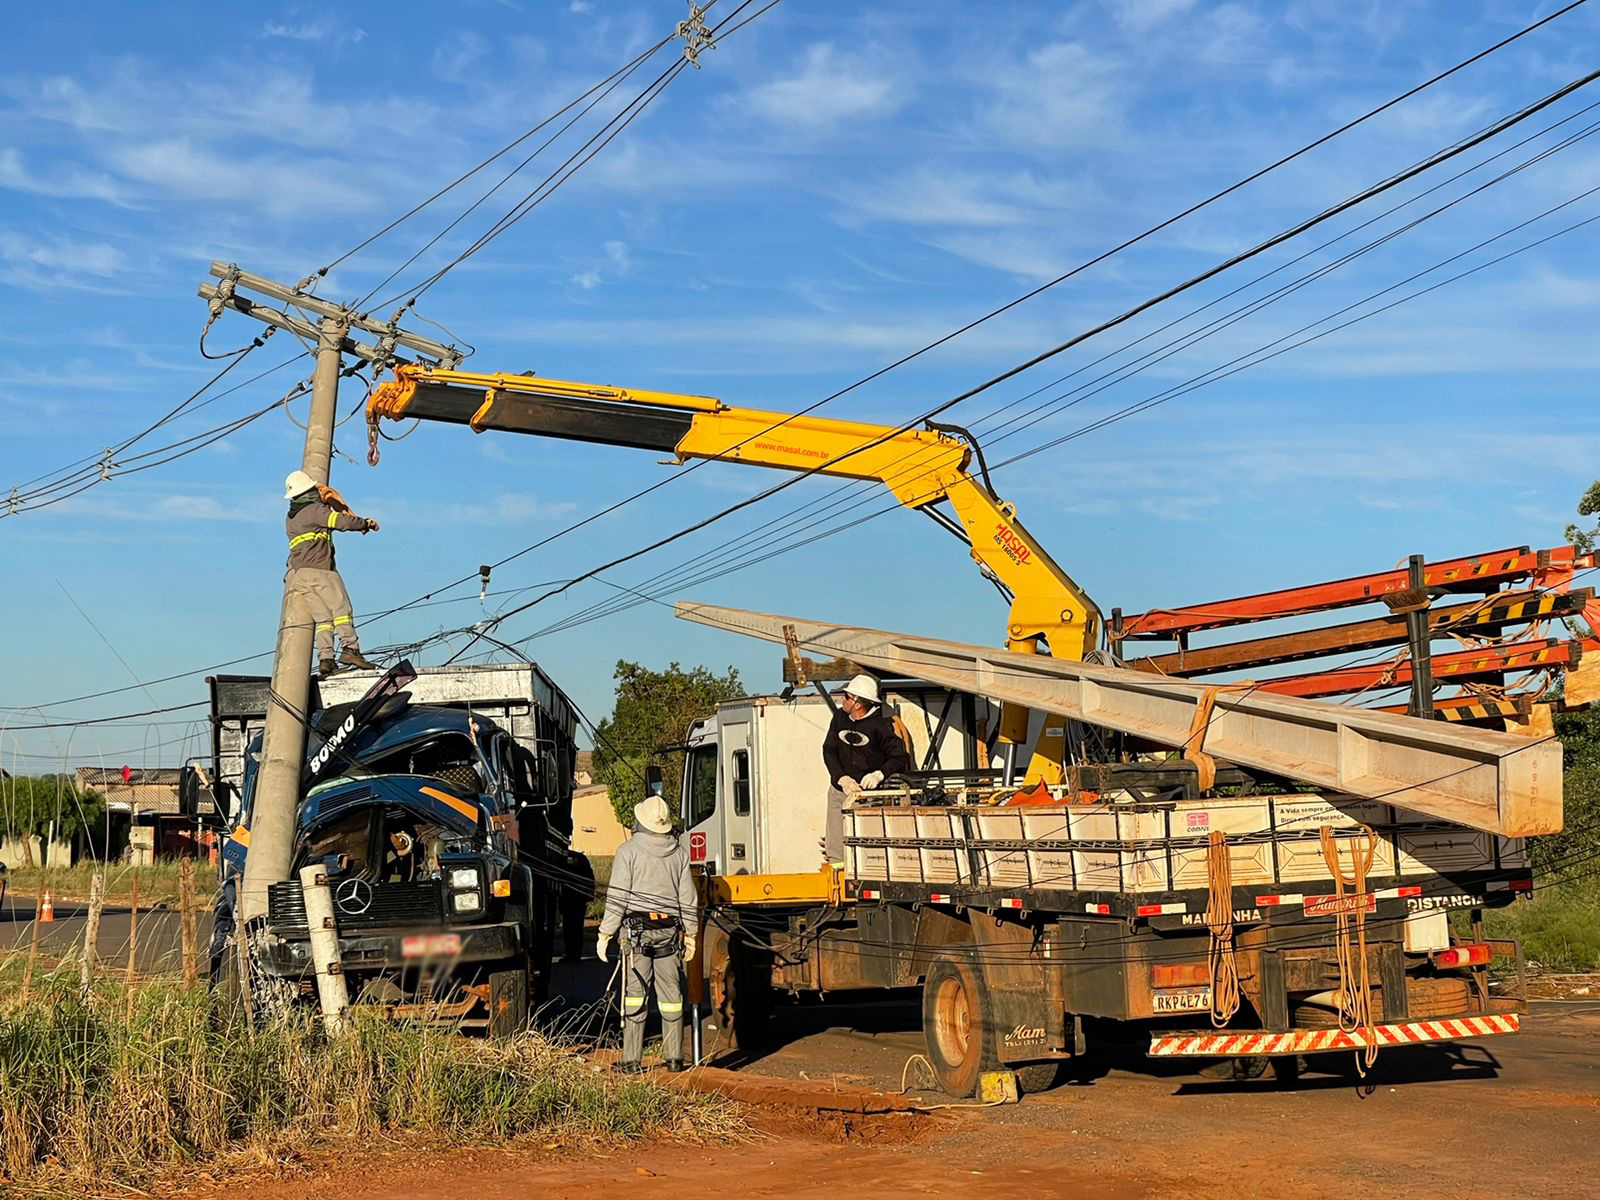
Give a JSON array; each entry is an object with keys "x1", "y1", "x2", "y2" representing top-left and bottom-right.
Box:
[
  {"x1": 821, "y1": 674, "x2": 912, "y2": 865},
  {"x1": 283, "y1": 469, "x2": 380, "y2": 677}
]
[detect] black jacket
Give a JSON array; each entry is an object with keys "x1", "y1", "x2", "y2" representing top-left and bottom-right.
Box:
[{"x1": 822, "y1": 706, "x2": 912, "y2": 788}]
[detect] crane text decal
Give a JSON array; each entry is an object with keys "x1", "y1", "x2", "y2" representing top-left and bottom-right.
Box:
[{"x1": 993, "y1": 523, "x2": 1032, "y2": 566}]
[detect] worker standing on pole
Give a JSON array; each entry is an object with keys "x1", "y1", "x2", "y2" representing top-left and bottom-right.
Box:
[
  {"x1": 821, "y1": 674, "x2": 912, "y2": 867},
  {"x1": 596, "y1": 791, "x2": 698, "y2": 1074},
  {"x1": 283, "y1": 469, "x2": 381, "y2": 677}
]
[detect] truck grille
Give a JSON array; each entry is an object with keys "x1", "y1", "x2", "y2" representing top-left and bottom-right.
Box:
[{"x1": 267, "y1": 879, "x2": 444, "y2": 935}]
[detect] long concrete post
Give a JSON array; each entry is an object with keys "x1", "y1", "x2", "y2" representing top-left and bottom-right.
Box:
[{"x1": 238, "y1": 318, "x2": 345, "y2": 923}]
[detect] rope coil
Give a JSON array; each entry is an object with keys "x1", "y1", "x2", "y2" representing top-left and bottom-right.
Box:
[
  {"x1": 1319, "y1": 823, "x2": 1380, "y2": 1074},
  {"x1": 1204, "y1": 830, "x2": 1241, "y2": 1027}
]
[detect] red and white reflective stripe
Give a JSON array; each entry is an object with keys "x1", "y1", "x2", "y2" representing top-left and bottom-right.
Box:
[
  {"x1": 1136, "y1": 902, "x2": 1188, "y2": 916},
  {"x1": 928, "y1": 893, "x2": 953, "y2": 904},
  {"x1": 1255, "y1": 894, "x2": 1304, "y2": 907},
  {"x1": 859, "y1": 889, "x2": 880, "y2": 900},
  {"x1": 999, "y1": 898, "x2": 1025, "y2": 910},
  {"x1": 1374, "y1": 885, "x2": 1422, "y2": 899},
  {"x1": 1148, "y1": 1013, "x2": 1520, "y2": 1058},
  {"x1": 1085, "y1": 902, "x2": 1112, "y2": 915}
]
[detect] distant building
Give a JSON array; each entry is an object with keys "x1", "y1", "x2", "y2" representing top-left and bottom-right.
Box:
[
  {"x1": 75, "y1": 767, "x2": 189, "y2": 864},
  {"x1": 570, "y1": 784, "x2": 627, "y2": 859}
]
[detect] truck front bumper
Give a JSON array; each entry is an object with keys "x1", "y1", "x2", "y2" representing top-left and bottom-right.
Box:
[{"x1": 256, "y1": 920, "x2": 524, "y2": 979}]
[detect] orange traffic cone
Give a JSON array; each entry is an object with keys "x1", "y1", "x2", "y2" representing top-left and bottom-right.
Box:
[{"x1": 38, "y1": 890, "x2": 54, "y2": 923}]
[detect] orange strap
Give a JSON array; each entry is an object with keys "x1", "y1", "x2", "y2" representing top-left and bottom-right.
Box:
[
  {"x1": 1182, "y1": 682, "x2": 1255, "y2": 792},
  {"x1": 315, "y1": 484, "x2": 351, "y2": 514}
]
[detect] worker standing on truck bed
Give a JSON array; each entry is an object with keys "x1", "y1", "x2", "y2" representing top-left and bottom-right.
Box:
[
  {"x1": 822, "y1": 674, "x2": 913, "y2": 866},
  {"x1": 283, "y1": 469, "x2": 380, "y2": 677},
  {"x1": 597, "y1": 793, "x2": 699, "y2": 1074}
]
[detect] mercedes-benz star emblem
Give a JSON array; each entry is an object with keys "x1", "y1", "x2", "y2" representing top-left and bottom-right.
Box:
[{"x1": 334, "y1": 877, "x2": 373, "y2": 915}]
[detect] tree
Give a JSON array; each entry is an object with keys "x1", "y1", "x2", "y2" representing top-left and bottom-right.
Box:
[
  {"x1": 0, "y1": 775, "x2": 105, "y2": 865},
  {"x1": 1564, "y1": 480, "x2": 1600, "y2": 553},
  {"x1": 592, "y1": 660, "x2": 743, "y2": 828}
]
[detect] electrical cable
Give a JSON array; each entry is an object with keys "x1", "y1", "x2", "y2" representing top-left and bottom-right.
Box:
[
  {"x1": 368, "y1": 6, "x2": 1592, "y2": 625},
  {"x1": 444, "y1": 65, "x2": 1600, "y2": 659}
]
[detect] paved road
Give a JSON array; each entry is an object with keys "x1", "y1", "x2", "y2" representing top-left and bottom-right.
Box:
[{"x1": 2, "y1": 896, "x2": 204, "y2": 975}]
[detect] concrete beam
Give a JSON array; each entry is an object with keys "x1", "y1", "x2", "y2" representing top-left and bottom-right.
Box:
[{"x1": 675, "y1": 602, "x2": 1563, "y2": 837}]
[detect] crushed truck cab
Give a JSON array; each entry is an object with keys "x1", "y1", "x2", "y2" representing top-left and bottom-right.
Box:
[{"x1": 209, "y1": 662, "x2": 580, "y2": 1035}]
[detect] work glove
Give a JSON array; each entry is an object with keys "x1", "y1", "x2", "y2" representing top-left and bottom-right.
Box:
[
  {"x1": 838, "y1": 776, "x2": 860, "y2": 799},
  {"x1": 361, "y1": 517, "x2": 380, "y2": 533},
  {"x1": 860, "y1": 770, "x2": 885, "y2": 789},
  {"x1": 683, "y1": 932, "x2": 697, "y2": 961},
  {"x1": 596, "y1": 932, "x2": 612, "y2": 963}
]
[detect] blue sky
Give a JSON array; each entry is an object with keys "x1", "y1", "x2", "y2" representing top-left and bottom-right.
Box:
[{"x1": 3, "y1": 0, "x2": 1598, "y2": 771}]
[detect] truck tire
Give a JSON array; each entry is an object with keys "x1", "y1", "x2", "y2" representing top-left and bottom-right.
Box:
[
  {"x1": 1013, "y1": 1060, "x2": 1066, "y2": 1094},
  {"x1": 922, "y1": 951, "x2": 1000, "y2": 1098},
  {"x1": 489, "y1": 966, "x2": 529, "y2": 1040}
]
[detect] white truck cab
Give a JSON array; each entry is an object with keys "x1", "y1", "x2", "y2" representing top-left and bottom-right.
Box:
[{"x1": 679, "y1": 688, "x2": 989, "y2": 878}]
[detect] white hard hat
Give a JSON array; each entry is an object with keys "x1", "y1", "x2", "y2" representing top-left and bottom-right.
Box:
[
  {"x1": 842, "y1": 673, "x2": 880, "y2": 705},
  {"x1": 633, "y1": 794, "x2": 673, "y2": 834},
  {"x1": 283, "y1": 469, "x2": 317, "y2": 499}
]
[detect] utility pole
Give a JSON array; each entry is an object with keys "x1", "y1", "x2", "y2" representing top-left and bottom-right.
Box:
[{"x1": 198, "y1": 264, "x2": 462, "y2": 925}]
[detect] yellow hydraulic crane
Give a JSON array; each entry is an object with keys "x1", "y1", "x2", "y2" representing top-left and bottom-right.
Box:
[{"x1": 368, "y1": 364, "x2": 1104, "y2": 782}]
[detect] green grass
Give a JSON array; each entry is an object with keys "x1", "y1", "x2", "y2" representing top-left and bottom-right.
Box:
[
  {"x1": 1478, "y1": 881, "x2": 1600, "y2": 973},
  {"x1": 2, "y1": 859, "x2": 218, "y2": 908},
  {"x1": 0, "y1": 972, "x2": 737, "y2": 1190}
]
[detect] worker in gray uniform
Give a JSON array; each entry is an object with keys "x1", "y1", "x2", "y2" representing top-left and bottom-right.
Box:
[
  {"x1": 597, "y1": 791, "x2": 699, "y2": 1074},
  {"x1": 283, "y1": 469, "x2": 380, "y2": 677}
]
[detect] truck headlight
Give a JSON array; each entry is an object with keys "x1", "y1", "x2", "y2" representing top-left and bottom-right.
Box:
[
  {"x1": 449, "y1": 867, "x2": 480, "y2": 889},
  {"x1": 451, "y1": 890, "x2": 483, "y2": 914}
]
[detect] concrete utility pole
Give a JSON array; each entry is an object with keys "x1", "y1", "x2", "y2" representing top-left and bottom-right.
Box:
[
  {"x1": 197, "y1": 264, "x2": 463, "y2": 924},
  {"x1": 241, "y1": 316, "x2": 343, "y2": 923}
]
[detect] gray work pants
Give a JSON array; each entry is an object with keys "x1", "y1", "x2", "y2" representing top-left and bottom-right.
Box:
[
  {"x1": 622, "y1": 926, "x2": 685, "y2": 1064},
  {"x1": 286, "y1": 567, "x2": 360, "y2": 658},
  {"x1": 825, "y1": 786, "x2": 847, "y2": 867}
]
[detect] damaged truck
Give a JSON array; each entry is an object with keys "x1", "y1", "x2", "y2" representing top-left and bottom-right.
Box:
[{"x1": 207, "y1": 661, "x2": 582, "y2": 1033}]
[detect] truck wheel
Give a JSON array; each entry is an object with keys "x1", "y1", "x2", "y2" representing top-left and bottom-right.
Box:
[
  {"x1": 1013, "y1": 1060, "x2": 1066, "y2": 1094},
  {"x1": 707, "y1": 924, "x2": 772, "y2": 1054},
  {"x1": 922, "y1": 951, "x2": 999, "y2": 1098},
  {"x1": 488, "y1": 966, "x2": 529, "y2": 1040}
]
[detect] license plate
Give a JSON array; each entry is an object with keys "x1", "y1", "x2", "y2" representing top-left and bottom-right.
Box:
[
  {"x1": 401, "y1": 933, "x2": 461, "y2": 959},
  {"x1": 1153, "y1": 987, "x2": 1213, "y2": 1014},
  {"x1": 1305, "y1": 892, "x2": 1376, "y2": 918}
]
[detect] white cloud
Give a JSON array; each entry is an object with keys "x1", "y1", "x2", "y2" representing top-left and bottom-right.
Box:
[
  {"x1": 979, "y1": 41, "x2": 1123, "y2": 150},
  {"x1": 1106, "y1": 0, "x2": 1199, "y2": 36},
  {"x1": 0, "y1": 148, "x2": 129, "y2": 206},
  {"x1": 0, "y1": 230, "x2": 125, "y2": 275},
  {"x1": 433, "y1": 32, "x2": 491, "y2": 83},
  {"x1": 571, "y1": 270, "x2": 601, "y2": 290},
  {"x1": 260, "y1": 20, "x2": 368, "y2": 47},
  {"x1": 105, "y1": 138, "x2": 382, "y2": 216},
  {"x1": 742, "y1": 43, "x2": 905, "y2": 134},
  {"x1": 152, "y1": 495, "x2": 263, "y2": 522}
]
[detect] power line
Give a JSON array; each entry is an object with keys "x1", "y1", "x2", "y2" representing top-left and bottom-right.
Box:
[
  {"x1": 452, "y1": 65, "x2": 1600, "y2": 655},
  {"x1": 375, "y1": 5, "x2": 1592, "y2": 630}
]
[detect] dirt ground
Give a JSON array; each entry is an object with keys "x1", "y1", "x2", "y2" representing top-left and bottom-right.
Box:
[{"x1": 172, "y1": 991, "x2": 1600, "y2": 1200}]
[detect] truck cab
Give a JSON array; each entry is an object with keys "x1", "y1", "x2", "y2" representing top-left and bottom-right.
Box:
[
  {"x1": 680, "y1": 687, "x2": 991, "y2": 879},
  {"x1": 210, "y1": 664, "x2": 580, "y2": 1034}
]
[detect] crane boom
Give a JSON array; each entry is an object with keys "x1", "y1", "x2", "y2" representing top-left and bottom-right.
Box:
[{"x1": 369, "y1": 364, "x2": 1104, "y2": 780}]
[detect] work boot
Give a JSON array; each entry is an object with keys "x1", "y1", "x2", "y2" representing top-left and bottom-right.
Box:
[
  {"x1": 613, "y1": 1060, "x2": 647, "y2": 1076},
  {"x1": 318, "y1": 658, "x2": 340, "y2": 678},
  {"x1": 339, "y1": 648, "x2": 379, "y2": 670},
  {"x1": 664, "y1": 1059, "x2": 686, "y2": 1074}
]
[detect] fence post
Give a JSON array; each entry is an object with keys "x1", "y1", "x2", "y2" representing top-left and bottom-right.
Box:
[
  {"x1": 180, "y1": 859, "x2": 198, "y2": 988},
  {"x1": 80, "y1": 871, "x2": 105, "y2": 996},
  {"x1": 125, "y1": 868, "x2": 140, "y2": 1018}
]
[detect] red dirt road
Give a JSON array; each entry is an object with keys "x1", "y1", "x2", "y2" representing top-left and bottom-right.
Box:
[{"x1": 181, "y1": 998, "x2": 1600, "y2": 1200}]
